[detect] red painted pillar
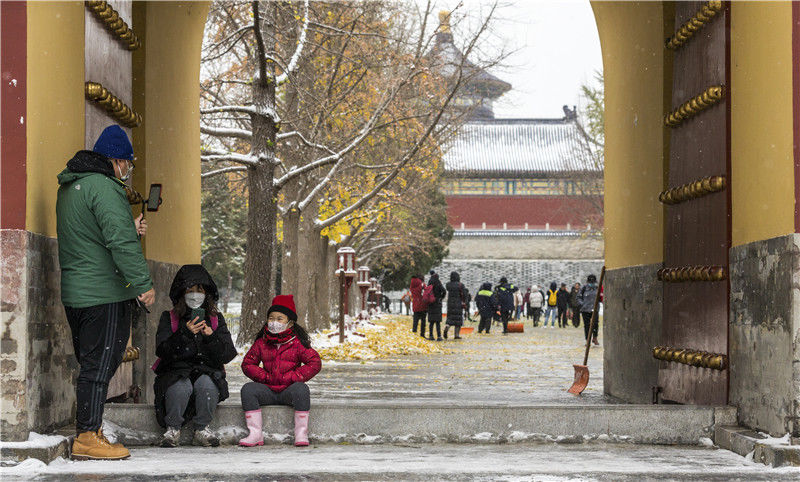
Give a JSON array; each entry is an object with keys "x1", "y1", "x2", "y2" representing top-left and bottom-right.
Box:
[{"x1": 1, "y1": 1, "x2": 27, "y2": 229}]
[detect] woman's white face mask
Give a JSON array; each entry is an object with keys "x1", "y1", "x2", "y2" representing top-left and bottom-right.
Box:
[
  {"x1": 185, "y1": 292, "x2": 205, "y2": 309},
  {"x1": 267, "y1": 321, "x2": 289, "y2": 333}
]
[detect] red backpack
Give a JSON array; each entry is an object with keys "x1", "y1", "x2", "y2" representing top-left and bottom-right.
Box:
[
  {"x1": 422, "y1": 284, "x2": 436, "y2": 305},
  {"x1": 151, "y1": 310, "x2": 219, "y2": 372}
]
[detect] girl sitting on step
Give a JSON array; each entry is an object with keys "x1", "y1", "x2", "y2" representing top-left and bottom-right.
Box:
[
  {"x1": 153, "y1": 264, "x2": 237, "y2": 448},
  {"x1": 239, "y1": 295, "x2": 322, "y2": 447}
]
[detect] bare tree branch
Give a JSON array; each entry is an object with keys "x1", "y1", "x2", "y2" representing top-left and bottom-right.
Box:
[{"x1": 202, "y1": 165, "x2": 249, "y2": 178}]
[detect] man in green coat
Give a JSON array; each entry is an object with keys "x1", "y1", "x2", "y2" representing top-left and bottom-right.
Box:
[{"x1": 56, "y1": 125, "x2": 155, "y2": 460}]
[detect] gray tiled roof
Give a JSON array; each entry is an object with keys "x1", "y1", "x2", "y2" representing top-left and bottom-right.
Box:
[{"x1": 443, "y1": 119, "x2": 598, "y2": 176}]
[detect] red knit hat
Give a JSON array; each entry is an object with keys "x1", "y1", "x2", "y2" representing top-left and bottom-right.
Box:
[{"x1": 267, "y1": 295, "x2": 297, "y2": 321}]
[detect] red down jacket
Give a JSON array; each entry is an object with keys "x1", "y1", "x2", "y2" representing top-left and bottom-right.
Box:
[
  {"x1": 241, "y1": 330, "x2": 322, "y2": 392},
  {"x1": 410, "y1": 276, "x2": 426, "y2": 313}
]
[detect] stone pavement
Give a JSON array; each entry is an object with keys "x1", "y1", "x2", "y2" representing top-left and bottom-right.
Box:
[
  {"x1": 6, "y1": 444, "x2": 800, "y2": 481},
  {"x1": 227, "y1": 316, "x2": 608, "y2": 405}
]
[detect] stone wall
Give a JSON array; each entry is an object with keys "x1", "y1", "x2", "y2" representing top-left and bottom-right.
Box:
[
  {"x1": 433, "y1": 258, "x2": 604, "y2": 294},
  {"x1": 603, "y1": 263, "x2": 663, "y2": 404},
  {"x1": 1, "y1": 230, "x2": 76, "y2": 441},
  {"x1": 134, "y1": 259, "x2": 181, "y2": 404},
  {"x1": 447, "y1": 234, "x2": 604, "y2": 260},
  {"x1": 729, "y1": 234, "x2": 800, "y2": 436}
]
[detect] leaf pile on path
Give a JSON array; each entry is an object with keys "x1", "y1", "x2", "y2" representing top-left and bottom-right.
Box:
[{"x1": 317, "y1": 317, "x2": 447, "y2": 361}]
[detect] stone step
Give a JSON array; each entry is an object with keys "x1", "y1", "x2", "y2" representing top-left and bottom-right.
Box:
[
  {"x1": 714, "y1": 425, "x2": 800, "y2": 467},
  {"x1": 98, "y1": 401, "x2": 736, "y2": 446}
]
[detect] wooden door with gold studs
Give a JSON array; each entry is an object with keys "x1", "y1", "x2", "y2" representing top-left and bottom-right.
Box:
[{"x1": 657, "y1": 0, "x2": 730, "y2": 405}]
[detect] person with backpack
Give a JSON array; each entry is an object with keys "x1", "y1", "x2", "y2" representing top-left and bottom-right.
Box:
[
  {"x1": 475, "y1": 283, "x2": 496, "y2": 334},
  {"x1": 444, "y1": 271, "x2": 466, "y2": 340},
  {"x1": 425, "y1": 271, "x2": 447, "y2": 341},
  {"x1": 578, "y1": 274, "x2": 601, "y2": 346},
  {"x1": 556, "y1": 283, "x2": 570, "y2": 328},
  {"x1": 409, "y1": 274, "x2": 427, "y2": 337},
  {"x1": 543, "y1": 282, "x2": 559, "y2": 328},
  {"x1": 494, "y1": 277, "x2": 518, "y2": 334},
  {"x1": 239, "y1": 295, "x2": 322, "y2": 447},
  {"x1": 154, "y1": 265, "x2": 237, "y2": 448},
  {"x1": 529, "y1": 285, "x2": 545, "y2": 326},
  {"x1": 569, "y1": 282, "x2": 582, "y2": 328}
]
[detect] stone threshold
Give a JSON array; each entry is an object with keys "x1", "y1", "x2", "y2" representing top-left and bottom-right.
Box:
[
  {"x1": 79, "y1": 402, "x2": 737, "y2": 446},
  {"x1": 714, "y1": 425, "x2": 800, "y2": 467}
]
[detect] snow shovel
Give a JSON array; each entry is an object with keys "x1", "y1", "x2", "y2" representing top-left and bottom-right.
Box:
[{"x1": 568, "y1": 265, "x2": 606, "y2": 395}]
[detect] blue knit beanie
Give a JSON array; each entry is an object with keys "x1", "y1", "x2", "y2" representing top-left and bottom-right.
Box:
[{"x1": 93, "y1": 125, "x2": 133, "y2": 161}]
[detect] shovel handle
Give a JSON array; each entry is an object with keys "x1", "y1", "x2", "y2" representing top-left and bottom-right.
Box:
[{"x1": 582, "y1": 265, "x2": 606, "y2": 366}]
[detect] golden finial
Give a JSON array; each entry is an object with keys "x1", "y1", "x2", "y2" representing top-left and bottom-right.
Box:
[{"x1": 439, "y1": 11, "x2": 451, "y2": 33}]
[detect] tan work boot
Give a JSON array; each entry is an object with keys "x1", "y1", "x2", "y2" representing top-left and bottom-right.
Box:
[
  {"x1": 98, "y1": 427, "x2": 124, "y2": 449},
  {"x1": 72, "y1": 430, "x2": 130, "y2": 460}
]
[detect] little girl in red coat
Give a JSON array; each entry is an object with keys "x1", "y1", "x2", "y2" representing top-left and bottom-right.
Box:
[{"x1": 238, "y1": 295, "x2": 321, "y2": 447}]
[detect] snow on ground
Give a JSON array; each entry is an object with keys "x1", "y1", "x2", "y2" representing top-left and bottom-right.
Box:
[
  {"x1": 0, "y1": 432, "x2": 66, "y2": 449},
  {"x1": 2, "y1": 444, "x2": 800, "y2": 480}
]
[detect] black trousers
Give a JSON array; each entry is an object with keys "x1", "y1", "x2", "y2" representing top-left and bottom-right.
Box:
[
  {"x1": 65, "y1": 300, "x2": 133, "y2": 432},
  {"x1": 557, "y1": 306, "x2": 568, "y2": 327},
  {"x1": 500, "y1": 309, "x2": 512, "y2": 333},
  {"x1": 412, "y1": 311, "x2": 427, "y2": 336},
  {"x1": 478, "y1": 314, "x2": 491, "y2": 333},
  {"x1": 582, "y1": 311, "x2": 599, "y2": 340},
  {"x1": 240, "y1": 381, "x2": 311, "y2": 412},
  {"x1": 532, "y1": 307, "x2": 542, "y2": 325},
  {"x1": 428, "y1": 314, "x2": 442, "y2": 338},
  {"x1": 572, "y1": 308, "x2": 581, "y2": 327}
]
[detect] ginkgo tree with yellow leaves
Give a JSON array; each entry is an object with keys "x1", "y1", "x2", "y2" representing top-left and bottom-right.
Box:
[{"x1": 200, "y1": 0, "x2": 503, "y2": 339}]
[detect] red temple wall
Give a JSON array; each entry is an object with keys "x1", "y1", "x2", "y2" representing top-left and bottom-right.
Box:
[{"x1": 445, "y1": 195, "x2": 603, "y2": 230}]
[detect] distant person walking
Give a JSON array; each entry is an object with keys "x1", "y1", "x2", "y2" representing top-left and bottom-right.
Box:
[
  {"x1": 494, "y1": 277, "x2": 518, "y2": 334},
  {"x1": 475, "y1": 283, "x2": 496, "y2": 334},
  {"x1": 463, "y1": 288, "x2": 473, "y2": 322},
  {"x1": 513, "y1": 289, "x2": 524, "y2": 320},
  {"x1": 544, "y1": 282, "x2": 558, "y2": 328},
  {"x1": 569, "y1": 282, "x2": 582, "y2": 328},
  {"x1": 400, "y1": 289, "x2": 411, "y2": 315},
  {"x1": 426, "y1": 271, "x2": 447, "y2": 341},
  {"x1": 444, "y1": 271, "x2": 467, "y2": 340},
  {"x1": 409, "y1": 274, "x2": 427, "y2": 337},
  {"x1": 578, "y1": 274, "x2": 601, "y2": 346},
  {"x1": 523, "y1": 288, "x2": 532, "y2": 320},
  {"x1": 556, "y1": 283, "x2": 570, "y2": 328},
  {"x1": 529, "y1": 285, "x2": 545, "y2": 326}
]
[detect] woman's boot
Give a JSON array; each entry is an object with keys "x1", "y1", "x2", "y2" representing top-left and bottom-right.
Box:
[
  {"x1": 454, "y1": 326, "x2": 461, "y2": 339},
  {"x1": 238, "y1": 410, "x2": 264, "y2": 447},
  {"x1": 294, "y1": 411, "x2": 310, "y2": 447}
]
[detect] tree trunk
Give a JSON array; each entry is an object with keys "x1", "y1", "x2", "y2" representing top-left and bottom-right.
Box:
[
  {"x1": 281, "y1": 208, "x2": 301, "y2": 298},
  {"x1": 294, "y1": 213, "x2": 328, "y2": 331},
  {"x1": 238, "y1": 11, "x2": 278, "y2": 344},
  {"x1": 223, "y1": 270, "x2": 232, "y2": 313}
]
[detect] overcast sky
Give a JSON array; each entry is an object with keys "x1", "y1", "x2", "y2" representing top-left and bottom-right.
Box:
[{"x1": 429, "y1": 0, "x2": 603, "y2": 119}]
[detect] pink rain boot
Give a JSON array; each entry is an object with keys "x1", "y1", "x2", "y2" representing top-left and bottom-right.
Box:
[
  {"x1": 238, "y1": 410, "x2": 264, "y2": 447},
  {"x1": 294, "y1": 411, "x2": 310, "y2": 447}
]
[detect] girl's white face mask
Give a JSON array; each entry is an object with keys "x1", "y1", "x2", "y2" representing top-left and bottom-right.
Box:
[
  {"x1": 185, "y1": 292, "x2": 205, "y2": 309},
  {"x1": 268, "y1": 321, "x2": 289, "y2": 333}
]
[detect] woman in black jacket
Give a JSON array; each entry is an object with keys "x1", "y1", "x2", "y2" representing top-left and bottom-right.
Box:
[
  {"x1": 444, "y1": 271, "x2": 466, "y2": 340},
  {"x1": 426, "y1": 271, "x2": 447, "y2": 341},
  {"x1": 153, "y1": 264, "x2": 237, "y2": 448}
]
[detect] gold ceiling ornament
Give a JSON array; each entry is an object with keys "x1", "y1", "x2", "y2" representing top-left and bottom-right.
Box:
[
  {"x1": 666, "y1": 0, "x2": 723, "y2": 50},
  {"x1": 85, "y1": 81, "x2": 142, "y2": 128},
  {"x1": 657, "y1": 265, "x2": 727, "y2": 283},
  {"x1": 652, "y1": 345, "x2": 727, "y2": 370},
  {"x1": 664, "y1": 85, "x2": 725, "y2": 127},
  {"x1": 85, "y1": 0, "x2": 141, "y2": 50},
  {"x1": 659, "y1": 175, "x2": 726, "y2": 205}
]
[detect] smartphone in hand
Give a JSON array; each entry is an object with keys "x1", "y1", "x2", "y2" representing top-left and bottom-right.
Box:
[{"x1": 191, "y1": 307, "x2": 206, "y2": 323}]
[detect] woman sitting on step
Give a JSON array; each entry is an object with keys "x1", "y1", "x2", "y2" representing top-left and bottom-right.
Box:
[
  {"x1": 153, "y1": 264, "x2": 237, "y2": 448},
  {"x1": 238, "y1": 295, "x2": 322, "y2": 447}
]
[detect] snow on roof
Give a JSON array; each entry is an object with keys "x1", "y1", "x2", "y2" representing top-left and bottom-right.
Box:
[{"x1": 443, "y1": 118, "x2": 596, "y2": 177}]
